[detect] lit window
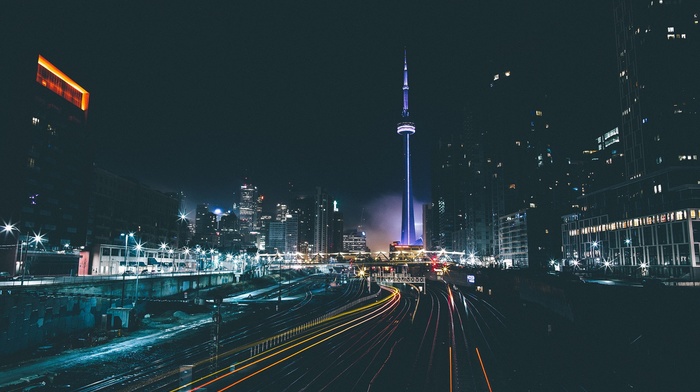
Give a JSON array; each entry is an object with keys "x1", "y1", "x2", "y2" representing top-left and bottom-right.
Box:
[
  {"x1": 32, "y1": 117, "x2": 40, "y2": 125},
  {"x1": 681, "y1": 34, "x2": 686, "y2": 39},
  {"x1": 505, "y1": 71, "x2": 511, "y2": 77},
  {"x1": 668, "y1": 27, "x2": 674, "y2": 33},
  {"x1": 535, "y1": 110, "x2": 543, "y2": 116},
  {"x1": 493, "y1": 74, "x2": 499, "y2": 81},
  {"x1": 667, "y1": 34, "x2": 675, "y2": 39}
]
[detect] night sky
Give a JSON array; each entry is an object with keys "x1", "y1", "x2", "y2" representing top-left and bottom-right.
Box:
[{"x1": 4, "y1": 1, "x2": 619, "y2": 250}]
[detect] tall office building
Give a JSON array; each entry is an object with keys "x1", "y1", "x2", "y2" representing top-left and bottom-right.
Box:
[
  {"x1": 397, "y1": 51, "x2": 417, "y2": 245},
  {"x1": 614, "y1": 0, "x2": 700, "y2": 178},
  {"x1": 284, "y1": 216, "x2": 299, "y2": 254},
  {"x1": 194, "y1": 203, "x2": 217, "y2": 247},
  {"x1": 267, "y1": 221, "x2": 286, "y2": 253},
  {"x1": 238, "y1": 184, "x2": 259, "y2": 241},
  {"x1": 290, "y1": 193, "x2": 314, "y2": 254},
  {"x1": 330, "y1": 201, "x2": 344, "y2": 253},
  {"x1": 89, "y1": 167, "x2": 181, "y2": 250},
  {"x1": 1, "y1": 55, "x2": 92, "y2": 274},
  {"x1": 562, "y1": 1, "x2": 700, "y2": 280},
  {"x1": 430, "y1": 134, "x2": 470, "y2": 252},
  {"x1": 313, "y1": 187, "x2": 331, "y2": 255}
]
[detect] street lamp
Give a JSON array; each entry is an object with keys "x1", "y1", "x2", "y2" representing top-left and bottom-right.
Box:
[
  {"x1": 2, "y1": 222, "x2": 43, "y2": 285},
  {"x1": 121, "y1": 232, "x2": 134, "y2": 273},
  {"x1": 159, "y1": 242, "x2": 168, "y2": 268},
  {"x1": 134, "y1": 242, "x2": 144, "y2": 307},
  {"x1": 590, "y1": 240, "x2": 599, "y2": 270},
  {"x1": 182, "y1": 247, "x2": 191, "y2": 272},
  {"x1": 1, "y1": 223, "x2": 21, "y2": 281}
]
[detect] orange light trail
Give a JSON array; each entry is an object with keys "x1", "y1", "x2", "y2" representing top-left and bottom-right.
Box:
[
  {"x1": 476, "y1": 347, "x2": 493, "y2": 392},
  {"x1": 177, "y1": 286, "x2": 401, "y2": 392}
]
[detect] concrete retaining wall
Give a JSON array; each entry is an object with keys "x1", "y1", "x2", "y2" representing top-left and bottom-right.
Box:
[{"x1": 0, "y1": 272, "x2": 239, "y2": 357}]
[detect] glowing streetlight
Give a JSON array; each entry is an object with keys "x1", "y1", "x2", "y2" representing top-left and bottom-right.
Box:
[
  {"x1": 2, "y1": 221, "x2": 18, "y2": 236},
  {"x1": 182, "y1": 247, "x2": 191, "y2": 272},
  {"x1": 159, "y1": 242, "x2": 168, "y2": 267},
  {"x1": 2, "y1": 222, "x2": 44, "y2": 284},
  {"x1": 120, "y1": 232, "x2": 134, "y2": 273},
  {"x1": 1, "y1": 222, "x2": 21, "y2": 281},
  {"x1": 133, "y1": 242, "x2": 145, "y2": 307},
  {"x1": 134, "y1": 242, "x2": 144, "y2": 272}
]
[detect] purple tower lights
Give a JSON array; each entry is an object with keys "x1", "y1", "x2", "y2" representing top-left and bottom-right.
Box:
[{"x1": 397, "y1": 51, "x2": 416, "y2": 245}]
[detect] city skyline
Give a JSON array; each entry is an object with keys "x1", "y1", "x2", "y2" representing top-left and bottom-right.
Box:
[{"x1": 3, "y1": 2, "x2": 619, "y2": 250}]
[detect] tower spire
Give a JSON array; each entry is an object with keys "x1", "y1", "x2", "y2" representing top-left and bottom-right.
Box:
[
  {"x1": 402, "y1": 49, "x2": 409, "y2": 118},
  {"x1": 397, "y1": 49, "x2": 416, "y2": 245}
]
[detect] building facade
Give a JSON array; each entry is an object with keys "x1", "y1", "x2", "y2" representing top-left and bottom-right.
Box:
[{"x1": 563, "y1": 1, "x2": 700, "y2": 280}]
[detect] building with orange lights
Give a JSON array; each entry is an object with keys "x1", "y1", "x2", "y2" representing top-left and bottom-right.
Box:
[{"x1": 0, "y1": 55, "x2": 92, "y2": 275}]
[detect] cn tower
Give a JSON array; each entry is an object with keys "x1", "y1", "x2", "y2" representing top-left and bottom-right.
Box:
[{"x1": 397, "y1": 50, "x2": 416, "y2": 245}]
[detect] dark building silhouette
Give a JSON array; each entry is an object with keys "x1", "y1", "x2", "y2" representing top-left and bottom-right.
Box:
[
  {"x1": 194, "y1": 203, "x2": 217, "y2": 248},
  {"x1": 313, "y1": 187, "x2": 332, "y2": 255},
  {"x1": 290, "y1": 193, "x2": 314, "y2": 254},
  {"x1": 1, "y1": 55, "x2": 92, "y2": 274},
  {"x1": 89, "y1": 167, "x2": 181, "y2": 254},
  {"x1": 430, "y1": 67, "x2": 571, "y2": 268},
  {"x1": 563, "y1": 1, "x2": 700, "y2": 280},
  {"x1": 330, "y1": 202, "x2": 344, "y2": 253}
]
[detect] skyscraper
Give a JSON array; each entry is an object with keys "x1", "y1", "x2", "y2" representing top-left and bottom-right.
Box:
[
  {"x1": 397, "y1": 51, "x2": 417, "y2": 245},
  {"x1": 1, "y1": 55, "x2": 91, "y2": 253},
  {"x1": 562, "y1": 1, "x2": 700, "y2": 280},
  {"x1": 238, "y1": 183, "x2": 259, "y2": 242},
  {"x1": 614, "y1": 0, "x2": 700, "y2": 179},
  {"x1": 313, "y1": 187, "x2": 331, "y2": 255}
]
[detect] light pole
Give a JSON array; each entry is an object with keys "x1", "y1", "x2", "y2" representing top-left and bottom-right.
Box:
[
  {"x1": 591, "y1": 240, "x2": 599, "y2": 270},
  {"x1": 134, "y1": 243, "x2": 143, "y2": 306},
  {"x1": 159, "y1": 242, "x2": 168, "y2": 271},
  {"x1": 1, "y1": 222, "x2": 21, "y2": 281},
  {"x1": 1, "y1": 222, "x2": 43, "y2": 286},
  {"x1": 277, "y1": 254, "x2": 282, "y2": 311},
  {"x1": 121, "y1": 232, "x2": 134, "y2": 273},
  {"x1": 182, "y1": 247, "x2": 191, "y2": 272}
]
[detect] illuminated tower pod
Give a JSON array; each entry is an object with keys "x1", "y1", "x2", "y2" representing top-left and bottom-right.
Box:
[{"x1": 397, "y1": 51, "x2": 417, "y2": 245}]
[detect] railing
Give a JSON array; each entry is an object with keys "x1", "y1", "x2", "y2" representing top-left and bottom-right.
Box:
[{"x1": 0, "y1": 270, "x2": 242, "y2": 288}]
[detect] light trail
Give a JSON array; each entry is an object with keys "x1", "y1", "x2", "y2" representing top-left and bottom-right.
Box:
[
  {"x1": 475, "y1": 347, "x2": 493, "y2": 392},
  {"x1": 176, "y1": 286, "x2": 401, "y2": 391}
]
